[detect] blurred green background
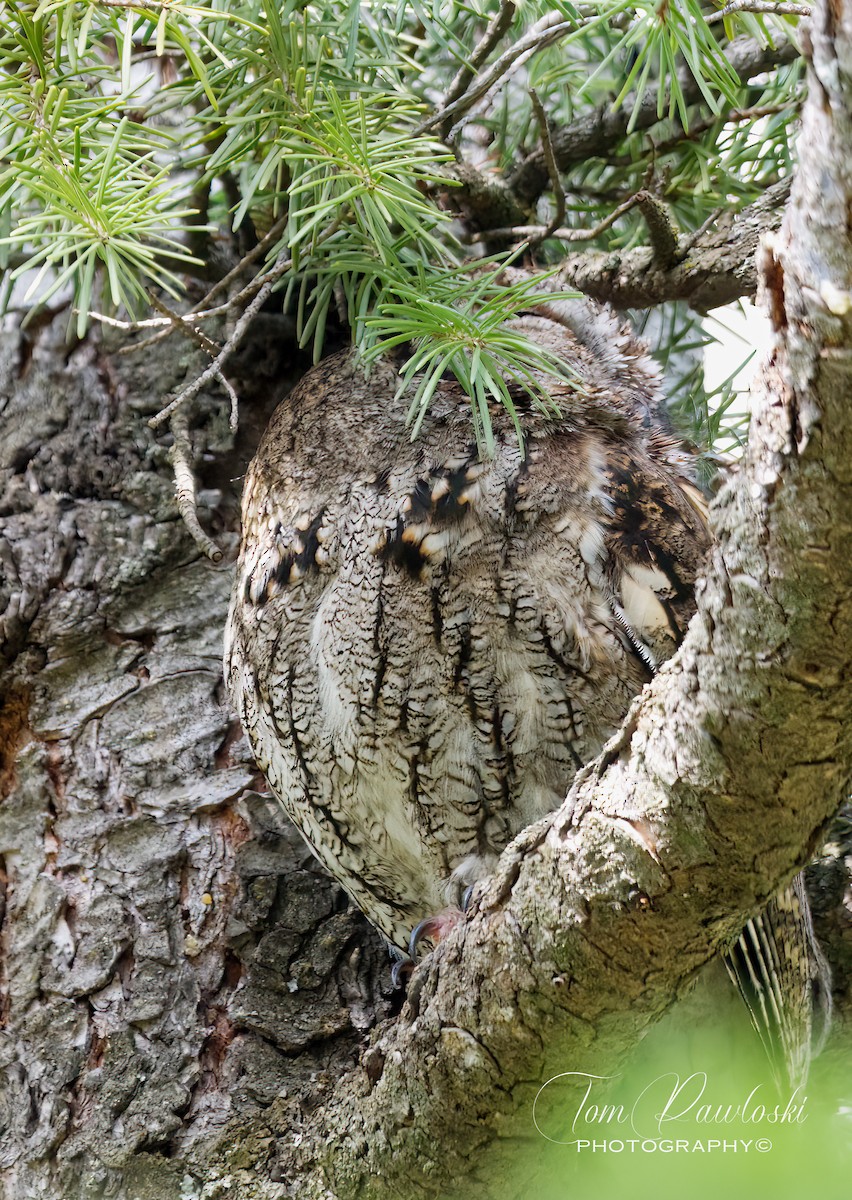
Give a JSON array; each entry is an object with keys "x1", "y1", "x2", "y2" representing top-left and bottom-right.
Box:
[{"x1": 487, "y1": 962, "x2": 850, "y2": 1200}]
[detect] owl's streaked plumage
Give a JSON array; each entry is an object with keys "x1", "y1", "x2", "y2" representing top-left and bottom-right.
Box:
[
  {"x1": 225, "y1": 293, "x2": 710, "y2": 948},
  {"x1": 224, "y1": 283, "x2": 827, "y2": 1086}
]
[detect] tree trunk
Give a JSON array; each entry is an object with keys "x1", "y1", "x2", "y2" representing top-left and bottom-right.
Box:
[
  {"x1": 2, "y1": 2, "x2": 852, "y2": 1196},
  {"x1": 0, "y1": 319, "x2": 394, "y2": 1199}
]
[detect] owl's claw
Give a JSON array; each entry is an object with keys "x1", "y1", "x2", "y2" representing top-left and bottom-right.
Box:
[
  {"x1": 408, "y1": 917, "x2": 433, "y2": 962},
  {"x1": 408, "y1": 906, "x2": 465, "y2": 962},
  {"x1": 390, "y1": 956, "x2": 414, "y2": 989}
]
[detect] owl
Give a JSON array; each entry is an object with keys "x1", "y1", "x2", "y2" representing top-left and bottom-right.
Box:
[{"x1": 224, "y1": 279, "x2": 828, "y2": 1086}]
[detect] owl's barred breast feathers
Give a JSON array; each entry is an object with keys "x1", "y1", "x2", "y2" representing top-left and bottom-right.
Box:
[
  {"x1": 224, "y1": 280, "x2": 827, "y2": 1089},
  {"x1": 224, "y1": 289, "x2": 711, "y2": 950}
]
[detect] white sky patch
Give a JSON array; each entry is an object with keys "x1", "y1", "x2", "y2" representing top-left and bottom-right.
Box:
[{"x1": 703, "y1": 298, "x2": 774, "y2": 457}]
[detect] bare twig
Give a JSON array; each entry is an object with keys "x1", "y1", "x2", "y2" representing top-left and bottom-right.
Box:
[
  {"x1": 147, "y1": 292, "x2": 221, "y2": 358},
  {"x1": 466, "y1": 192, "x2": 643, "y2": 246},
  {"x1": 144, "y1": 210, "x2": 349, "y2": 420},
  {"x1": 148, "y1": 270, "x2": 280, "y2": 429},
  {"x1": 679, "y1": 204, "x2": 727, "y2": 253},
  {"x1": 528, "y1": 88, "x2": 566, "y2": 247},
  {"x1": 90, "y1": 217, "x2": 290, "y2": 351},
  {"x1": 100, "y1": 295, "x2": 250, "y2": 334},
  {"x1": 441, "y1": 2, "x2": 516, "y2": 138},
  {"x1": 99, "y1": 208, "x2": 343, "y2": 373},
  {"x1": 707, "y1": 0, "x2": 810, "y2": 24},
  {"x1": 88, "y1": 304, "x2": 226, "y2": 358},
  {"x1": 89, "y1": 297, "x2": 246, "y2": 354},
  {"x1": 221, "y1": 372, "x2": 240, "y2": 433},
  {"x1": 114, "y1": 326, "x2": 179, "y2": 356},
  {"x1": 143, "y1": 243, "x2": 296, "y2": 553},
  {"x1": 97, "y1": 212, "x2": 331, "y2": 561},
  {"x1": 166, "y1": 210, "x2": 344, "y2": 338},
  {"x1": 417, "y1": 13, "x2": 575, "y2": 134},
  {"x1": 168, "y1": 408, "x2": 224, "y2": 564},
  {"x1": 191, "y1": 214, "x2": 288, "y2": 312},
  {"x1": 87, "y1": 311, "x2": 173, "y2": 331}
]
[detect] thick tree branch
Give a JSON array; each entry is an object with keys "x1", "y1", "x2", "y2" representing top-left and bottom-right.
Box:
[
  {"x1": 463, "y1": 181, "x2": 790, "y2": 310},
  {"x1": 507, "y1": 37, "x2": 801, "y2": 208},
  {"x1": 263, "y1": 9, "x2": 852, "y2": 1198},
  {"x1": 553, "y1": 177, "x2": 791, "y2": 310}
]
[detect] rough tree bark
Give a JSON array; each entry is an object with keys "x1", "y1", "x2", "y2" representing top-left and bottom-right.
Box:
[
  {"x1": 1, "y1": 5, "x2": 852, "y2": 1200},
  {"x1": 0, "y1": 324, "x2": 397, "y2": 1199}
]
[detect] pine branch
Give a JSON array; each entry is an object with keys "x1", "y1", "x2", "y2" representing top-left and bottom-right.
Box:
[{"x1": 507, "y1": 37, "x2": 801, "y2": 208}]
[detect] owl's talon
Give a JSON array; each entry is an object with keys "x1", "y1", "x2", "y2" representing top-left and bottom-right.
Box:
[
  {"x1": 408, "y1": 907, "x2": 465, "y2": 962},
  {"x1": 390, "y1": 957, "x2": 414, "y2": 989},
  {"x1": 408, "y1": 917, "x2": 434, "y2": 962}
]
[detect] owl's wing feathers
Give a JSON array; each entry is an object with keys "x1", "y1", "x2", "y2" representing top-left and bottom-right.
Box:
[
  {"x1": 725, "y1": 877, "x2": 833, "y2": 1092},
  {"x1": 598, "y1": 437, "x2": 710, "y2": 668},
  {"x1": 227, "y1": 326, "x2": 715, "y2": 952}
]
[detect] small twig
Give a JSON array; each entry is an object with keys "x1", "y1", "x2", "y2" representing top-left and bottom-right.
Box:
[
  {"x1": 441, "y1": 2, "x2": 517, "y2": 138},
  {"x1": 90, "y1": 298, "x2": 243, "y2": 355},
  {"x1": 148, "y1": 268, "x2": 281, "y2": 429},
  {"x1": 180, "y1": 210, "x2": 343, "y2": 326},
  {"x1": 87, "y1": 310, "x2": 173, "y2": 330},
  {"x1": 169, "y1": 408, "x2": 224, "y2": 564},
  {"x1": 112, "y1": 326, "x2": 189, "y2": 357},
  {"x1": 88, "y1": 301, "x2": 231, "y2": 334},
  {"x1": 679, "y1": 206, "x2": 726, "y2": 254},
  {"x1": 90, "y1": 217, "x2": 290, "y2": 348},
  {"x1": 96, "y1": 211, "x2": 339, "y2": 366},
  {"x1": 634, "y1": 191, "x2": 679, "y2": 267},
  {"x1": 146, "y1": 212, "x2": 346, "y2": 425},
  {"x1": 527, "y1": 89, "x2": 566, "y2": 248},
  {"x1": 147, "y1": 291, "x2": 221, "y2": 358},
  {"x1": 707, "y1": 0, "x2": 810, "y2": 24},
  {"x1": 467, "y1": 192, "x2": 643, "y2": 247},
  {"x1": 89, "y1": 307, "x2": 228, "y2": 358},
  {"x1": 110, "y1": 290, "x2": 267, "y2": 353},
  {"x1": 417, "y1": 13, "x2": 575, "y2": 134},
  {"x1": 191, "y1": 214, "x2": 288, "y2": 312},
  {"x1": 720, "y1": 100, "x2": 795, "y2": 122},
  {"x1": 148, "y1": 233, "x2": 296, "y2": 557},
  {"x1": 221, "y1": 372, "x2": 240, "y2": 433}
]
